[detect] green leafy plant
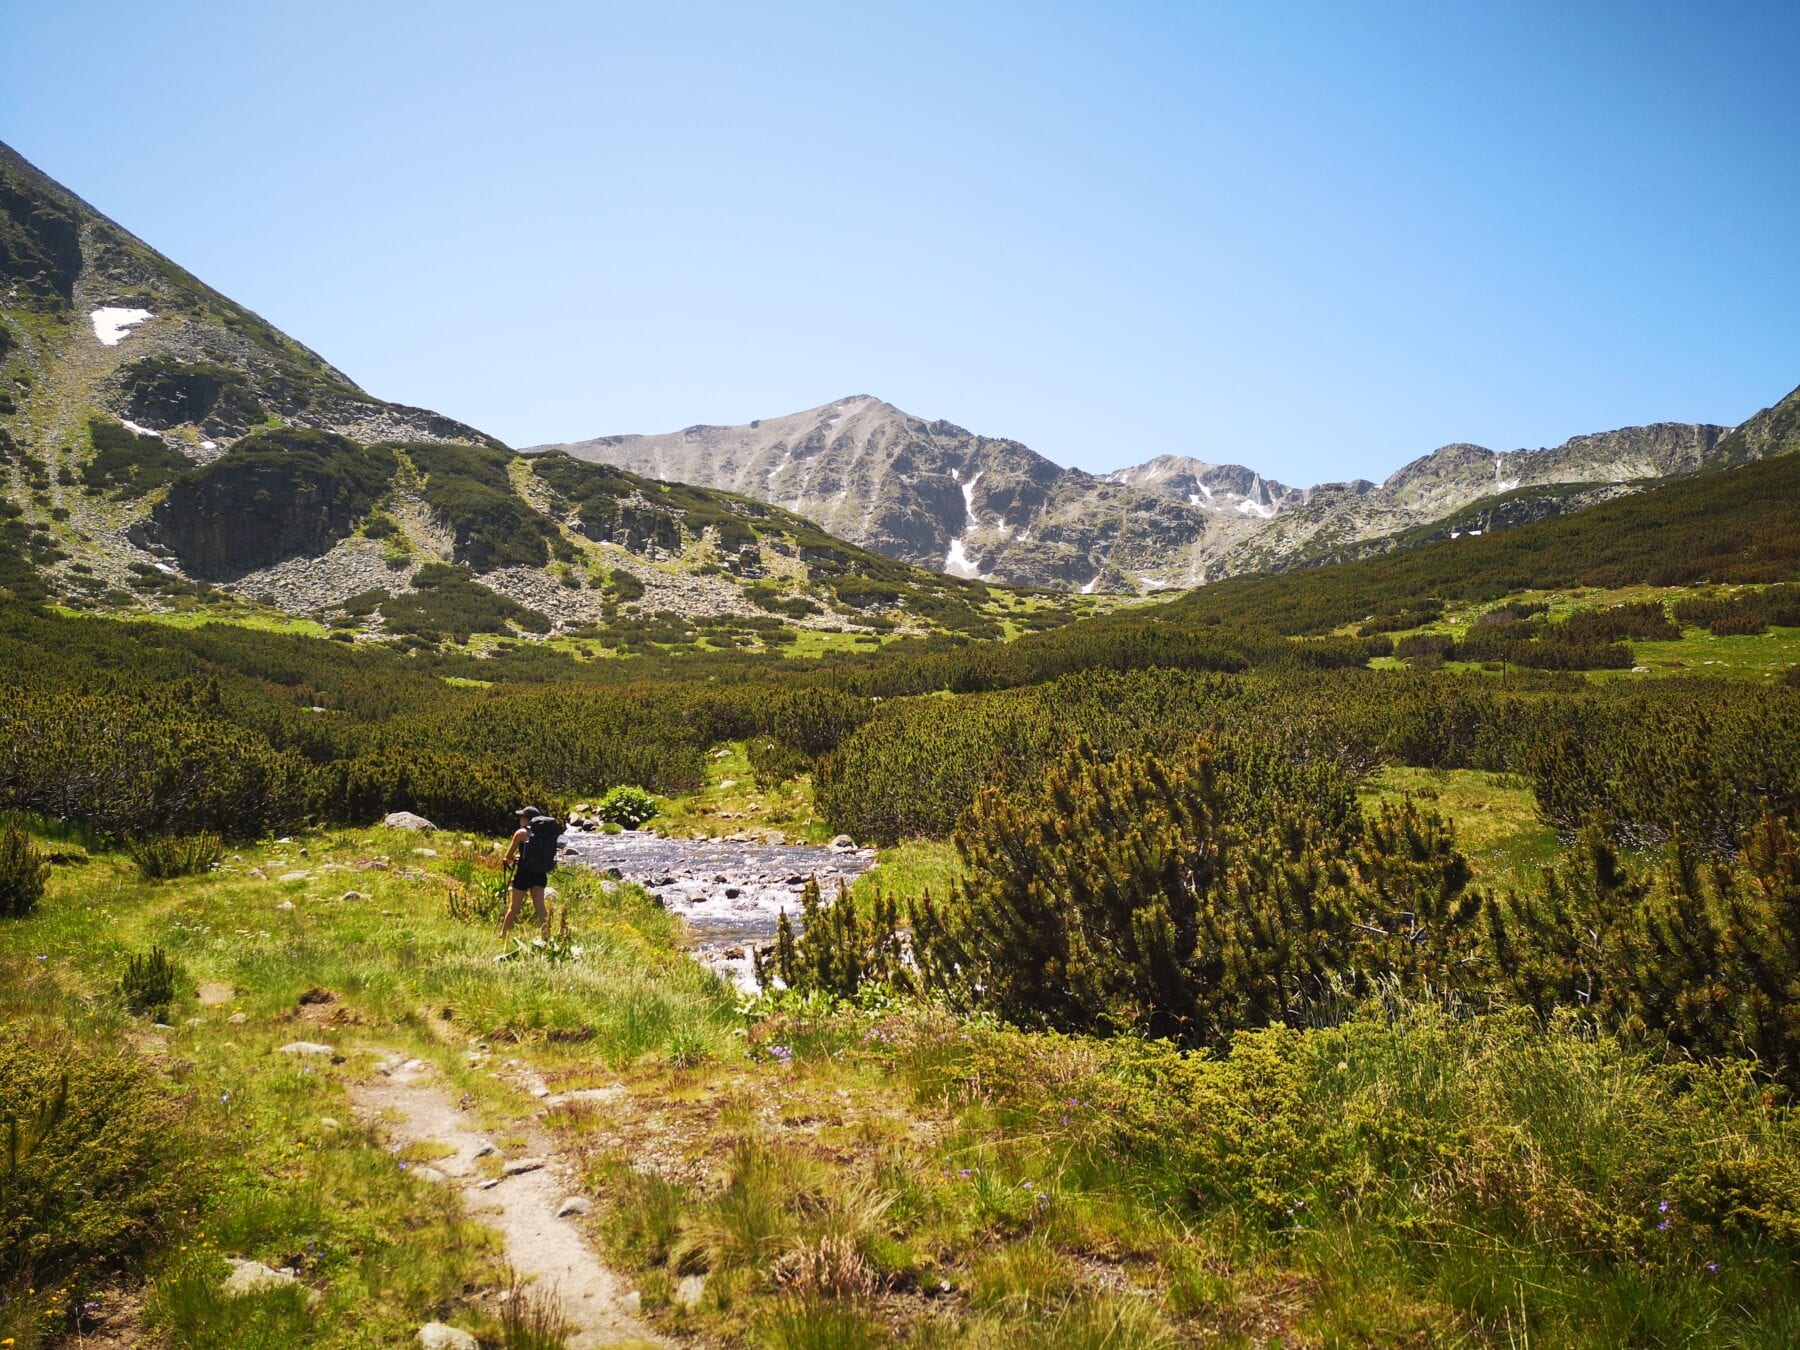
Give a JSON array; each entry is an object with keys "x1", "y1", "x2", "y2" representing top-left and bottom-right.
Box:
[
  {"x1": 127, "y1": 831, "x2": 224, "y2": 881},
  {"x1": 596, "y1": 784, "x2": 659, "y2": 829},
  {"x1": 0, "y1": 815, "x2": 49, "y2": 918},
  {"x1": 117, "y1": 946, "x2": 184, "y2": 1016}
]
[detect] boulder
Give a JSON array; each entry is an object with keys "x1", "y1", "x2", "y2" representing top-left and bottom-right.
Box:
[
  {"x1": 384, "y1": 811, "x2": 437, "y2": 832},
  {"x1": 829, "y1": 834, "x2": 856, "y2": 851},
  {"x1": 417, "y1": 1324, "x2": 479, "y2": 1350},
  {"x1": 222, "y1": 1258, "x2": 297, "y2": 1295}
]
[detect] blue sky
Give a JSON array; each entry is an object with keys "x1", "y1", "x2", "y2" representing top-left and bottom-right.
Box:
[{"x1": 3, "y1": 1, "x2": 1797, "y2": 484}]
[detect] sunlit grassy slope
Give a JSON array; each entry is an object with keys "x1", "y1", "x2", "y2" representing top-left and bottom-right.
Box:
[{"x1": 7, "y1": 820, "x2": 1797, "y2": 1347}]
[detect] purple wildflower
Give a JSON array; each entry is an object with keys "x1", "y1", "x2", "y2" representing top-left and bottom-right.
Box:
[{"x1": 1658, "y1": 1200, "x2": 1671, "y2": 1214}]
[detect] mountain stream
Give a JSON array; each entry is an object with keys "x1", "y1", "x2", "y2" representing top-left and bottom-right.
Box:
[{"x1": 559, "y1": 829, "x2": 877, "y2": 990}]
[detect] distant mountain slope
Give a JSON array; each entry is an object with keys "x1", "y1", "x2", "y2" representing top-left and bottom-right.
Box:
[
  {"x1": 538, "y1": 398, "x2": 1741, "y2": 591},
  {"x1": 1158, "y1": 447, "x2": 1800, "y2": 636},
  {"x1": 0, "y1": 144, "x2": 1015, "y2": 645}
]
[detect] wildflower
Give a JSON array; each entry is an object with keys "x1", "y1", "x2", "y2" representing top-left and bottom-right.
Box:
[
  {"x1": 1706, "y1": 1262, "x2": 1720, "y2": 1274},
  {"x1": 1658, "y1": 1200, "x2": 1671, "y2": 1213},
  {"x1": 1658, "y1": 1220, "x2": 1671, "y2": 1231},
  {"x1": 959, "y1": 1168, "x2": 972, "y2": 1179}
]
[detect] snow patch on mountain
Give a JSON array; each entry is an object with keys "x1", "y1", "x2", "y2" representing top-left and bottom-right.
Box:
[{"x1": 90, "y1": 307, "x2": 152, "y2": 345}]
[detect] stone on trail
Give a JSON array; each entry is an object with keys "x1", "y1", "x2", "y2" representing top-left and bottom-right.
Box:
[
  {"x1": 501, "y1": 1156, "x2": 546, "y2": 1176},
  {"x1": 277, "y1": 1041, "x2": 334, "y2": 1056},
  {"x1": 384, "y1": 811, "x2": 438, "y2": 832},
  {"x1": 417, "y1": 1323, "x2": 480, "y2": 1350},
  {"x1": 556, "y1": 1196, "x2": 591, "y2": 1217}
]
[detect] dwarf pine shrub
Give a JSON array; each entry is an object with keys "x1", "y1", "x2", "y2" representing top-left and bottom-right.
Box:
[
  {"x1": 0, "y1": 814, "x2": 48, "y2": 918},
  {"x1": 117, "y1": 946, "x2": 183, "y2": 1016},
  {"x1": 911, "y1": 739, "x2": 1481, "y2": 1046},
  {"x1": 1489, "y1": 812, "x2": 1800, "y2": 1083},
  {"x1": 753, "y1": 878, "x2": 909, "y2": 997},
  {"x1": 127, "y1": 831, "x2": 223, "y2": 881}
]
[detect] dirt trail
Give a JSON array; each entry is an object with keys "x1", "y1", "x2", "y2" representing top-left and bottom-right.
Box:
[{"x1": 352, "y1": 1053, "x2": 663, "y2": 1349}]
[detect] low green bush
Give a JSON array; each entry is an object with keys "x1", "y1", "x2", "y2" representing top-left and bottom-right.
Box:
[
  {"x1": 127, "y1": 831, "x2": 223, "y2": 881},
  {"x1": 595, "y1": 785, "x2": 658, "y2": 829},
  {"x1": 0, "y1": 814, "x2": 48, "y2": 918},
  {"x1": 117, "y1": 946, "x2": 184, "y2": 1016},
  {"x1": 0, "y1": 1026, "x2": 196, "y2": 1330}
]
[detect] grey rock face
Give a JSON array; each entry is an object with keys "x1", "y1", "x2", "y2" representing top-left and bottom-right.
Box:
[
  {"x1": 536, "y1": 397, "x2": 1741, "y2": 591},
  {"x1": 384, "y1": 812, "x2": 438, "y2": 832}
]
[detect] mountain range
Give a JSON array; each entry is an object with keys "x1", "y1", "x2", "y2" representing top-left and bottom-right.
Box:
[
  {"x1": 4, "y1": 135, "x2": 1797, "y2": 639},
  {"x1": 537, "y1": 400, "x2": 1743, "y2": 591},
  {"x1": 0, "y1": 141, "x2": 1008, "y2": 644}
]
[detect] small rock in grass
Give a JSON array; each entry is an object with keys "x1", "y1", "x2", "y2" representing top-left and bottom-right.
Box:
[
  {"x1": 622, "y1": 1290, "x2": 642, "y2": 1314},
  {"x1": 340, "y1": 890, "x2": 367, "y2": 902},
  {"x1": 412, "y1": 1165, "x2": 450, "y2": 1184},
  {"x1": 186, "y1": 1016, "x2": 204, "y2": 1027},
  {"x1": 319, "y1": 1117, "x2": 341, "y2": 1131},
  {"x1": 412, "y1": 847, "x2": 438, "y2": 858},
  {"x1": 556, "y1": 1196, "x2": 591, "y2": 1217},
  {"x1": 277, "y1": 1041, "x2": 334, "y2": 1057},
  {"x1": 274, "y1": 900, "x2": 295, "y2": 911},
  {"x1": 384, "y1": 811, "x2": 437, "y2": 832},
  {"x1": 417, "y1": 1323, "x2": 479, "y2": 1350},
  {"x1": 222, "y1": 1258, "x2": 297, "y2": 1295},
  {"x1": 277, "y1": 871, "x2": 310, "y2": 883},
  {"x1": 501, "y1": 1157, "x2": 545, "y2": 1176},
  {"x1": 543, "y1": 886, "x2": 559, "y2": 901},
  {"x1": 227, "y1": 1012, "x2": 249, "y2": 1024},
  {"x1": 674, "y1": 1273, "x2": 706, "y2": 1309}
]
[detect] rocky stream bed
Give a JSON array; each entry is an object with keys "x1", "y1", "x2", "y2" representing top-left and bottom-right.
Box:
[{"x1": 559, "y1": 828, "x2": 877, "y2": 989}]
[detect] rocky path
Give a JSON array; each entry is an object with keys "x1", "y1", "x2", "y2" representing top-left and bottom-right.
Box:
[{"x1": 351, "y1": 1052, "x2": 662, "y2": 1349}]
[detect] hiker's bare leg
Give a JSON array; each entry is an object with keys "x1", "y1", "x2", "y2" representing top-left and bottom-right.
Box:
[
  {"x1": 500, "y1": 887, "x2": 529, "y2": 938},
  {"x1": 530, "y1": 886, "x2": 549, "y2": 938}
]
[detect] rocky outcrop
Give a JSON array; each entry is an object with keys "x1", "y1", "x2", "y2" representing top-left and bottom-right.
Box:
[{"x1": 538, "y1": 399, "x2": 1746, "y2": 591}]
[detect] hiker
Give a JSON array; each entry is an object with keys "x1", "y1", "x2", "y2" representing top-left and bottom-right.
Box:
[{"x1": 500, "y1": 805, "x2": 559, "y2": 940}]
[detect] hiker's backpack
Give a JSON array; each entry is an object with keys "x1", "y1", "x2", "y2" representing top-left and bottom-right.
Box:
[{"x1": 520, "y1": 815, "x2": 563, "y2": 873}]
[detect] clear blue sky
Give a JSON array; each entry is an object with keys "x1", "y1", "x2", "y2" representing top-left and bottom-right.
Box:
[{"x1": 4, "y1": 1, "x2": 1797, "y2": 484}]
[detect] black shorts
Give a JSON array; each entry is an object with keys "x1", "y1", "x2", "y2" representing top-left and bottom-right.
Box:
[{"x1": 512, "y1": 866, "x2": 550, "y2": 892}]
